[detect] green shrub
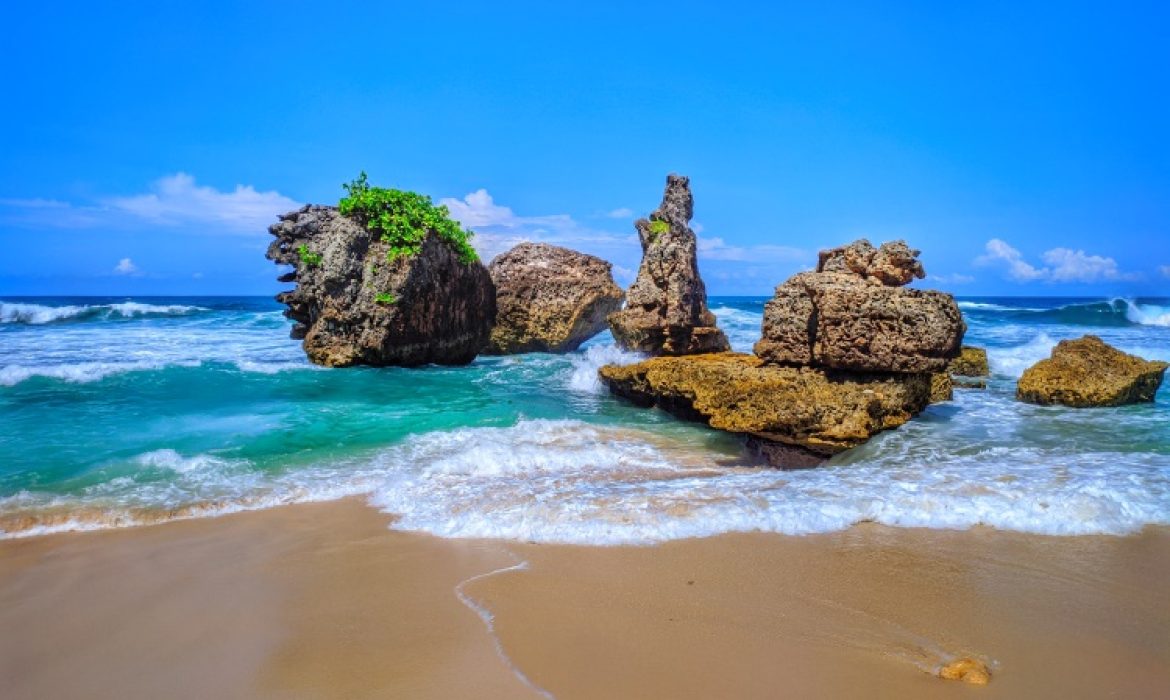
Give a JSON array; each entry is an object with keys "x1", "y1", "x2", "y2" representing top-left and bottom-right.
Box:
[
  {"x1": 374, "y1": 292, "x2": 397, "y2": 305},
  {"x1": 296, "y1": 244, "x2": 323, "y2": 267},
  {"x1": 340, "y1": 172, "x2": 479, "y2": 264},
  {"x1": 648, "y1": 219, "x2": 669, "y2": 240}
]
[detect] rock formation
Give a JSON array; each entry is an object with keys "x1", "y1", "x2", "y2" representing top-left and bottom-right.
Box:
[
  {"x1": 267, "y1": 205, "x2": 495, "y2": 367},
  {"x1": 1017, "y1": 335, "x2": 1168, "y2": 407},
  {"x1": 599, "y1": 353, "x2": 932, "y2": 465},
  {"x1": 937, "y1": 658, "x2": 991, "y2": 685},
  {"x1": 754, "y1": 239, "x2": 965, "y2": 373},
  {"x1": 484, "y1": 242, "x2": 624, "y2": 354},
  {"x1": 601, "y1": 237, "x2": 966, "y2": 467},
  {"x1": 607, "y1": 174, "x2": 730, "y2": 355}
]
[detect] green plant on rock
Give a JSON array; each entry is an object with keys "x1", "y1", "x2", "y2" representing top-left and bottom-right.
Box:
[
  {"x1": 296, "y1": 244, "x2": 323, "y2": 267},
  {"x1": 648, "y1": 219, "x2": 669, "y2": 241},
  {"x1": 340, "y1": 172, "x2": 479, "y2": 265},
  {"x1": 374, "y1": 292, "x2": 397, "y2": 305}
]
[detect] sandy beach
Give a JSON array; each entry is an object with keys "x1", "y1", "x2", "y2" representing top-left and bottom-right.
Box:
[{"x1": 1, "y1": 499, "x2": 1167, "y2": 699}]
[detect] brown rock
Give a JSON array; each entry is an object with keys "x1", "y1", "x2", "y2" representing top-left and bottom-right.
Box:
[
  {"x1": 817, "y1": 239, "x2": 926, "y2": 287},
  {"x1": 1017, "y1": 335, "x2": 1168, "y2": 407},
  {"x1": 598, "y1": 353, "x2": 933, "y2": 467},
  {"x1": 937, "y1": 657, "x2": 991, "y2": 685},
  {"x1": 754, "y1": 267, "x2": 966, "y2": 373},
  {"x1": 484, "y1": 243, "x2": 624, "y2": 354},
  {"x1": 930, "y1": 373, "x2": 954, "y2": 403},
  {"x1": 267, "y1": 205, "x2": 495, "y2": 367},
  {"x1": 608, "y1": 174, "x2": 730, "y2": 355}
]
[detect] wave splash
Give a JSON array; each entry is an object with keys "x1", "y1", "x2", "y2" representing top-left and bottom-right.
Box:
[
  {"x1": 960, "y1": 298, "x2": 1170, "y2": 328},
  {"x1": 0, "y1": 301, "x2": 208, "y2": 325}
]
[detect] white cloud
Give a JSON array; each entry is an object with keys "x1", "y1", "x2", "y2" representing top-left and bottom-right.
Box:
[
  {"x1": 439, "y1": 189, "x2": 635, "y2": 263},
  {"x1": 1159, "y1": 265, "x2": 1170, "y2": 279},
  {"x1": 698, "y1": 236, "x2": 811, "y2": 264},
  {"x1": 104, "y1": 173, "x2": 300, "y2": 233},
  {"x1": 975, "y1": 238, "x2": 1137, "y2": 284},
  {"x1": 606, "y1": 207, "x2": 634, "y2": 219},
  {"x1": 0, "y1": 173, "x2": 300, "y2": 234},
  {"x1": 113, "y1": 258, "x2": 139, "y2": 275},
  {"x1": 975, "y1": 238, "x2": 1047, "y2": 281},
  {"x1": 929, "y1": 272, "x2": 975, "y2": 285}
]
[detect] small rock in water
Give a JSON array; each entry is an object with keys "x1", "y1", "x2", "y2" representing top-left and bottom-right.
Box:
[
  {"x1": 937, "y1": 657, "x2": 991, "y2": 685},
  {"x1": 1017, "y1": 335, "x2": 1168, "y2": 407}
]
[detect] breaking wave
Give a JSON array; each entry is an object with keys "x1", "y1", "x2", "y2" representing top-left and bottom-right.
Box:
[{"x1": 0, "y1": 301, "x2": 209, "y2": 325}]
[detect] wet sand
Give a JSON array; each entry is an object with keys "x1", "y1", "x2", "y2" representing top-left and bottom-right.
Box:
[{"x1": 1, "y1": 500, "x2": 1168, "y2": 699}]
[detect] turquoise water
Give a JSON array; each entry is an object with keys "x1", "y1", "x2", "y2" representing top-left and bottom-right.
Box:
[{"x1": 1, "y1": 295, "x2": 1168, "y2": 542}]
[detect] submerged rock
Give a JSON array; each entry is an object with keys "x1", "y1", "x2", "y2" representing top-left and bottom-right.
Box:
[
  {"x1": 485, "y1": 242, "x2": 624, "y2": 354},
  {"x1": 607, "y1": 174, "x2": 730, "y2": 355},
  {"x1": 1017, "y1": 335, "x2": 1168, "y2": 407},
  {"x1": 754, "y1": 240, "x2": 965, "y2": 373},
  {"x1": 599, "y1": 353, "x2": 933, "y2": 467},
  {"x1": 267, "y1": 205, "x2": 495, "y2": 367}
]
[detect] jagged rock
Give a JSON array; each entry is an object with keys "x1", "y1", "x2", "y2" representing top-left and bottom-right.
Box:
[
  {"x1": 484, "y1": 243, "x2": 624, "y2": 354},
  {"x1": 266, "y1": 205, "x2": 495, "y2": 367},
  {"x1": 608, "y1": 174, "x2": 730, "y2": 355},
  {"x1": 754, "y1": 240, "x2": 965, "y2": 373},
  {"x1": 599, "y1": 353, "x2": 933, "y2": 467},
  {"x1": 817, "y1": 239, "x2": 926, "y2": 286},
  {"x1": 950, "y1": 346, "x2": 989, "y2": 377},
  {"x1": 1017, "y1": 335, "x2": 1168, "y2": 407}
]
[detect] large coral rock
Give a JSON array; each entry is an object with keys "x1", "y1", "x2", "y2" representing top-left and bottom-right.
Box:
[
  {"x1": 1017, "y1": 335, "x2": 1168, "y2": 407},
  {"x1": 599, "y1": 353, "x2": 932, "y2": 467},
  {"x1": 950, "y1": 345, "x2": 989, "y2": 377},
  {"x1": 484, "y1": 242, "x2": 624, "y2": 354},
  {"x1": 754, "y1": 240, "x2": 965, "y2": 373},
  {"x1": 267, "y1": 205, "x2": 495, "y2": 367},
  {"x1": 607, "y1": 174, "x2": 730, "y2": 355}
]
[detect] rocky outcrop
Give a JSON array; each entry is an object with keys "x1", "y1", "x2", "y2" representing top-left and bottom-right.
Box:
[
  {"x1": 267, "y1": 205, "x2": 495, "y2": 367},
  {"x1": 937, "y1": 658, "x2": 991, "y2": 685},
  {"x1": 930, "y1": 373, "x2": 954, "y2": 403},
  {"x1": 754, "y1": 239, "x2": 965, "y2": 373},
  {"x1": 607, "y1": 174, "x2": 729, "y2": 355},
  {"x1": 599, "y1": 353, "x2": 932, "y2": 466},
  {"x1": 484, "y1": 243, "x2": 624, "y2": 354},
  {"x1": 1017, "y1": 335, "x2": 1168, "y2": 407}
]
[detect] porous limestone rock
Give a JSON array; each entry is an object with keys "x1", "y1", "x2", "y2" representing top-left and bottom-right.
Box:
[
  {"x1": 267, "y1": 205, "x2": 495, "y2": 367},
  {"x1": 950, "y1": 346, "x2": 990, "y2": 377},
  {"x1": 754, "y1": 239, "x2": 965, "y2": 373},
  {"x1": 1017, "y1": 335, "x2": 1168, "y2": 407},
  {"x1": 598, "y1": 353, "x2": 933, "y2": 467},
  {"x1": 607, "y1": 174, "x2": 730, "y2": 355},
  {"x1": 485, "y1": 242, "x2": 624, "y2": 354}
]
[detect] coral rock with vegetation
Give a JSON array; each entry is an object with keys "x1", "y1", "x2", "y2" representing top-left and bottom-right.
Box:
[
  {"x1": 599, "y1": 353, "x2": 933, "y2": 465},
  {"x1": 607, "y1": 174, "x2": 730, "y2": 355},
  {"x1": 754, "y1": 239, "x2": 965, "y2": 373},
  {"x1": 485, "y1": 242, "x2": 624, "y2": 354},
  {"x1": 1016, "y1": 335, "x2": 1167, "y2": 407},
  {"x1": 266, "y1": 175, "x2": 495, "y2": 367}
]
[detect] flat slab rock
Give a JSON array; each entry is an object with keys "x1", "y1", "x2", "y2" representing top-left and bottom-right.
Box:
[
  {"x1": 485, "y1": 242, "x2": 623, "y2": 354},
  {"x1": 599, "y1": 353, "x2": 933, "y2": 467},
  {"x1": 1017, "y1": 335, "x2": 1168, "y2": 407}
]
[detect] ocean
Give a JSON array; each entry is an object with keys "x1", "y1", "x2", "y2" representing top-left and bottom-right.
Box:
[{"x1": 1, "y1": 295, "x2": 1168, "y2": 543}]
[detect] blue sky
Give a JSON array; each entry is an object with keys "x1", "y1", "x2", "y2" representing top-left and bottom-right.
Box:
[{"x1": 1, "y1": 1, "x2": 1167, "y2": 296}]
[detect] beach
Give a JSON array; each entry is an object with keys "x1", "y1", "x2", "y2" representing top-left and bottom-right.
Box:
[{"x1": 3, "y1": 498, "x2": 1167, "y2": 699}]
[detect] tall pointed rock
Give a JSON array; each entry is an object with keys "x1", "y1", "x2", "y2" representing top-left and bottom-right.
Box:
[{"x1": 608, "y1": 174, "x2": 730, "y2": 355}]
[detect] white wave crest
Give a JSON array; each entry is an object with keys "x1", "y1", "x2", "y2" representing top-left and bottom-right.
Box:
[
  {"x1": 0, "y1": 301, "x2": 206, "y2": 325},
  {"x1": 1121, "y1": 300, "x2": 1170, "y2": 327},
  {"x1": 988, "y1": 333, "x2": 1058, "y2": 378}
]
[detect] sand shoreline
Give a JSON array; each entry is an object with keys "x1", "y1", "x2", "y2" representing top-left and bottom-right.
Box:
[{"x1": 1, "y1": 499, "x2": 1167, "y2": 699}]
